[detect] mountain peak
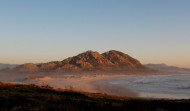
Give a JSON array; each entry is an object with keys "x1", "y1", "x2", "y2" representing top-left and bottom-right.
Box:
[
  {"x1": 102, "y1": 50, "x2": 142, "y2": 67},
  {"x1": 106, "y1": 50, "x2": 123, "y2": 53},
  {"x1": 78, "y1": 50, "x2": 101, "y2": 59},
  {"x1": 7, "y1": 50, "x2": 154, "y2": 73},
  {"x1": 85, "y1": 50, "x2": 97, "y2": 53},
  {"x1": 62, "y1": 50, "x2": 111, "y2": 70},
  {"x1": 103, "y1": 50, "x2": 127, "y2": 57}
]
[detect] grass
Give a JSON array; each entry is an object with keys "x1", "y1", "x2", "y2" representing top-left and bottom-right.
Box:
[{"x1": 0, "y1": 82, "x2": 189, "y2": 111}]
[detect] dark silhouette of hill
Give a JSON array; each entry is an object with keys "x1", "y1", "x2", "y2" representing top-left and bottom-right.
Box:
[
  {"x1": 0, "y1": 82, "x2": 189, "y2": 111},
  {"x1": 6, "y1": 50, "x2": 155, "y2": 73},
  {"x1": 145, "y1": 64, "x2": 190, "y2": 73}
]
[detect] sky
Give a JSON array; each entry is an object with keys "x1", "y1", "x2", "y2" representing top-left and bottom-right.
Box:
[{"x1": 0, "y1": 0, "x2": 190, "y2": 68}]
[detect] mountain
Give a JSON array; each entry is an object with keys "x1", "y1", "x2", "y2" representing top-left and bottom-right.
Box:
[
  {"x1": 0, "y1": 63, "x2": 18, "y2": 70},
  {"x1": 145, "y1": 64, "x2": 190, "y2": 73},
  {"x1": 6, "y1": 50, "x2": 155, "y2": 73}
]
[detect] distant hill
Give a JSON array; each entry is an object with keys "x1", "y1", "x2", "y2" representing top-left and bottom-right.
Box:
[
  {"x1": 0, "y1": 63, "x2": 18, "y2": 70},
  {"x1": 6, "y1": 50, "x2": 155, "y2": 73},
  {"x1": 145, "y1": 64, "x2": 190, "y2": 73}
]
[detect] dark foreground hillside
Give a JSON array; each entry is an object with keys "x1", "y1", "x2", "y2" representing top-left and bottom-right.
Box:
[{"x1": 0, "y1": 82, "x2": 189, "y2": 111}]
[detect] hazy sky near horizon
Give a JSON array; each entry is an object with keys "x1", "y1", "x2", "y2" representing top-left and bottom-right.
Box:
[{"x1": 0, "y1": 0, "x2": 190, "y2": 68}]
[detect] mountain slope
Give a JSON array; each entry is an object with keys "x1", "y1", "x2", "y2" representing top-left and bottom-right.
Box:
[{"x1": 8, "y1": 50, "x2": 154, "y2": 73}]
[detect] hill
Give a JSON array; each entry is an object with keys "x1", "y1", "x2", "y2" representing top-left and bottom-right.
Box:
[
  {"x1": 145, "y1": 64, "x2": 190, "y2": 73},
  {"x1": 0, "y1": 63, "x2": 18, "y2": 70},
  {"x1": 0, "y1": 82, "x2": 189, "y2": 111},
  {"x1": 6, "y1": 50, "x2": 155, "y2": 73}
]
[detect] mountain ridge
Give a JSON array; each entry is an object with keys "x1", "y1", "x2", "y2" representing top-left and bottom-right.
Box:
[
  {"x1": 4, "y1": 50, "x2": 155, "y2": 73},
  {"x1": 145, "y1": 63, "x2": 190, "y2": 73},
  {"x1": 0, "y1": 63, "x2": 18, "y2": 70}
]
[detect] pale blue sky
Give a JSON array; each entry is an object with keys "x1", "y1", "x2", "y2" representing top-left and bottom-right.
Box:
[{"x1": 0, "y1": 0, "x2": 190, "y2": 68}]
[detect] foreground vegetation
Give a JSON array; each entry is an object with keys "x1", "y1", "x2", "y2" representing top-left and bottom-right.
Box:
[{"x1": 0, "y1": 82, "x2": 189, "y2": 111}]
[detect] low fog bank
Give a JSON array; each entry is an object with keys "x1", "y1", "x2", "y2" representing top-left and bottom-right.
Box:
[
  {"x1": 0, "y1": 71, "x2": 171, "y2": 98},
  {"x1": 0, "y1": 72, "x2": 53, "y2": 83},
  {"x1": 94, "y1": 81, "x2": 139, "y2": 97},
  {"x1": 0, "y1": 72, "x2": 139, "y2": 97},
  {"x1": 0, "y1": 70, "x2": 161, "y2": 83}
]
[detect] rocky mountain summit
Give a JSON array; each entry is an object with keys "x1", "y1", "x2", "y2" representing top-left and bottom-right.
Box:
[{"x1": 8, "y1": 50, "x2": 154, "y2": 73}]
